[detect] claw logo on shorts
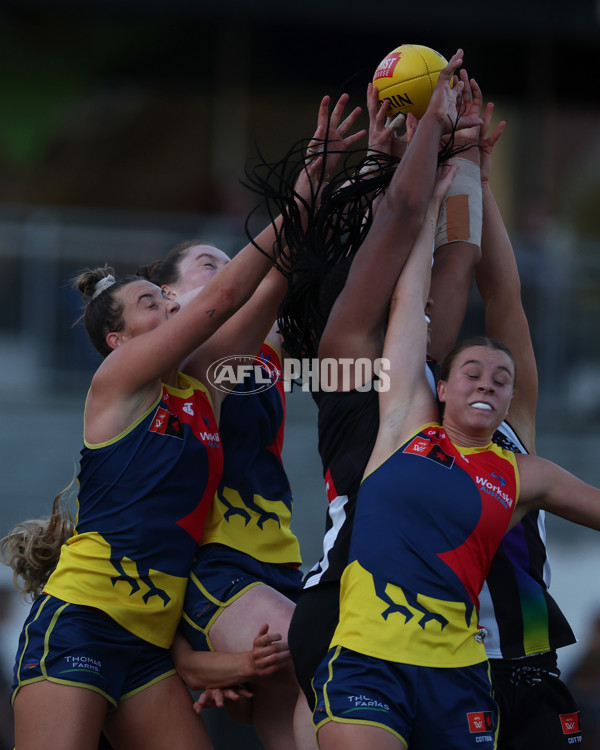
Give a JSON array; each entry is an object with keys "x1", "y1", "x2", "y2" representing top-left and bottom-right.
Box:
[
  {"x1": 560, "y1": 712, "x2": 581, "y2": 734},
  {"x1": 467, "y1": 711, "x2": 494, "y2": 733}
]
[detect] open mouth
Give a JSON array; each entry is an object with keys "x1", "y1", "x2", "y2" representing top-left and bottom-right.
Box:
[{"x1": 471, "y1": 402, "x2": 492, "y2": 411}]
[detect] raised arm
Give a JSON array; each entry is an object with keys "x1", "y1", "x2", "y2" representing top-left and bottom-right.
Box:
[
  {"x1": 188, "y1": 93, "x2": 365, "y2": 375},
  {"x1": 476, "y1": 103, "x2": 538, "y2": 451},
  {"x1": 363, "y1": 164, "x2": 457, "y2": 476},
  {"x1": 427, "y1": 70, "x2": 483, "y2": 364},
  {"x1": 319, "y1": 50, "x2": 480, "y2": 385},
  {"x1": 84, "y1": 233, "x2": 292, "y2": 445},
  {"x1": 92, "y1": 236, "x2": 278, "y2": 396}
]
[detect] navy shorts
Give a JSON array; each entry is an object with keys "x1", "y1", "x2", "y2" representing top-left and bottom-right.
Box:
[
  {"x1": 12, "y1": 594, "x2": 175, "y2": 708},
  {"x1": 180, "y1": 544, "x2": 303, "y2": 651},
  {"x1": 313, "y1": 645, "x2": 499, "y2": 749}
]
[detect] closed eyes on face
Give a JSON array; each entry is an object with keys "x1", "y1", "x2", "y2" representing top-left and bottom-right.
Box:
[
  {"x1": 190, "y1": 250, "x2": 229, "y2": 269},
  {"x1": 459, "y1": 354, "x2": 514, "y2": 386},
  {"x1": 137, "y1": 288, "x2": 165, "y2": 309}
]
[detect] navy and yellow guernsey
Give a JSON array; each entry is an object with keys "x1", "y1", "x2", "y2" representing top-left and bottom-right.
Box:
[
  {"x1": 200, "y1": 342, "x2": 301, "y2": 566},
  {"x1": 44, "y1": 372, "x2": 223, "y2": 649},
  {"x1": 332, "y1": 423, "x2": 519, "y2": 667}
]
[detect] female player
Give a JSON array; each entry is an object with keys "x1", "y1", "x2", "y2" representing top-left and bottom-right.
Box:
[
  {"x1": 142, "y1": 242, "x2": 301, "y2": 741},
  {"x1": 1, "y1": 493, "x2": 289, "y2": 710},
  {"x1": 311, "y1": 141, "x2": 600, "y2": 750},
  {"x1": 276, "y1": 55, "x2": 485, "y2": 707},
  {"x1": 8, "y1": 229, "x2": 284, "y2": 750},
  {"x1": 473, "y1": 106, "x2": 582, "y2": 747},
  {"x1": 137, "y1": 92, "x2": 364, "y2": 750}
]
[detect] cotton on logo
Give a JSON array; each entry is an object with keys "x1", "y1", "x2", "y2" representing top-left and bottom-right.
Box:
[
  {"x1": 467, "y1": 711, "x2": 493, "y2": 733},
  {"x1": 560, "y1": 713, "x2": 581, "y2": 734}
]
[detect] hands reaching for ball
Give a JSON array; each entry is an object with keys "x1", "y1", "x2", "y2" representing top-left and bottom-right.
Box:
[
  {"x1": 299, "y1": 92, "x2": 366, "y2": 194},
  {"x1": 479, "y1": 101, "x2": 506, "y2": 185},
  {"x1": 290, "y1": 91, "x2": 366, "y2": 218},
  {"x1": 366, "y1": 83, "x2": 410, "y2": 161},
  {"x1": 426, "y1": 49, "x2": 484, "y2": 134}
]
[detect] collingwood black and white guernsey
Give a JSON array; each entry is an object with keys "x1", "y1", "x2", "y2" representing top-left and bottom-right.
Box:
[{"x1": 483, "y1": 421, "x2": 576, "y2": 658}]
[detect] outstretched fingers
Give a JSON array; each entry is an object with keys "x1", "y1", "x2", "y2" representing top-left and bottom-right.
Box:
[
  {"x1": 481, "y1": 101, "x2": 506, "y2": 146},
  {"x1": 441, "y1": 48, "x2": 464, "y2": 84},
  {"x1": 330, "y1": 93, "x2": 362, "y2": 136},
  {"x1": 455, "y1": 70, "x2": 484, "y2": 131},
  {"x1": 479, "y1": 101, "x2": 506, "y2": 182},
  {"x1": 302, "y1": 92, "x2": 366, "y2": 198},
  {"x1": 309, "y1": 92, "x2": 364, "y2": 152},
  {"x1": 193, "y1": 685, "x2": 254, "y2": 714}
]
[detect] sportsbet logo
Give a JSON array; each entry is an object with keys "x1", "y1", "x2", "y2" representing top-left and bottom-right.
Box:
[{"x1": 206, "y1": 356, "x2": 391, "y2": 394}]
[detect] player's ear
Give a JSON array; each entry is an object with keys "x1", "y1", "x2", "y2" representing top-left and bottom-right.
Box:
[
  {"x1": 437, "y1": 379, "x2": 447, "y2": 403},
  {"x1": 106, "y1": 331, "x2": 123, "y2": 350},
  {"x1": 162, "y1": 285, "x2": 177, "y2": 299}
]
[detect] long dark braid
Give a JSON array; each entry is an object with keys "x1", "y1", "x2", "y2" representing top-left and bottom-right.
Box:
[{"x1": 241, "y1": 106, "x2": 470, "y2": 360}]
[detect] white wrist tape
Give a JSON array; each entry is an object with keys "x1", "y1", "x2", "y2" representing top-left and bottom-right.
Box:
[
  {"x1": 358, "y1": 158, "x2": 380, "y2": 176},
  {"x1": 435, "y1": 156, "x2": 482, "y2": 250}
]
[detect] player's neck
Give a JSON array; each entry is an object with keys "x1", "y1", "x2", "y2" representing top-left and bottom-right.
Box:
[{"x1": 442, "y1": 420, "x2": 493, "y2": 449}]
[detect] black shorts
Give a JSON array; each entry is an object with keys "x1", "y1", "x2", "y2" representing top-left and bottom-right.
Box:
[
  {"x1": 287, "y1": 581, "x2": 340, "y2": 709},
  {"x1": 490, "y1": 651, "x2": 582, "y2": 749}
]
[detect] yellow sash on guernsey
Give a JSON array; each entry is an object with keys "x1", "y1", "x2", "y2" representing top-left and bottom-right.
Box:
[
  {"x1": 332, "y1": 560, "x2": 486, "y2": 668},
  {"x1": 200, "y1": 487, "x2": 301, "y2": 564},
  {"x1": 200, "y1": 340, "x2": 301, "y2": 565},
  {"x1": 45, "y1": 533, "x2": 187, "y2": 649}
]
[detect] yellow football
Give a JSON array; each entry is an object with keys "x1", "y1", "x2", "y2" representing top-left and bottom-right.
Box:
[{"x1": 373, "y1": 44, "x2": 449, "y2": 119}]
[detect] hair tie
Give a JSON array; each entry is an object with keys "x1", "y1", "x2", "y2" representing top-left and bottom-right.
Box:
[{"x1": 92, "y1": 274, "x2": 116, "y2": 300}]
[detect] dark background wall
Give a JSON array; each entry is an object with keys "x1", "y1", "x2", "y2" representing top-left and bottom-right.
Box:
[{"x1": 0, "y1": 0, "x2": 597, "y2": 226}]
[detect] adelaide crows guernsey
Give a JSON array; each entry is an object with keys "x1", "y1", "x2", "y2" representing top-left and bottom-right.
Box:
[
  {"x1": 479, "y1": 422, "x2": 576, "y2": 658},
  {"x1": 332, "y1": 423, "x2": 519, "y2": 667},
  {"x1": 200, "y1": 342, "x2": 301, "y2": 565},
  {"x1": 45, "y1": 372, "x2": 222, "y2": 649},
  {"x1": 304, "y1": 360, "x2": 438, "y2": 588}
]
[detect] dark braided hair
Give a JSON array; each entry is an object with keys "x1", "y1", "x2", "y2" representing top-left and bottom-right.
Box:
[
  {"x1": 240, "y1": 102, "x2": 472, "y2": 360},
  {"x1": 242, "y1": 135, "x2": 398, "y2": 358}
]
